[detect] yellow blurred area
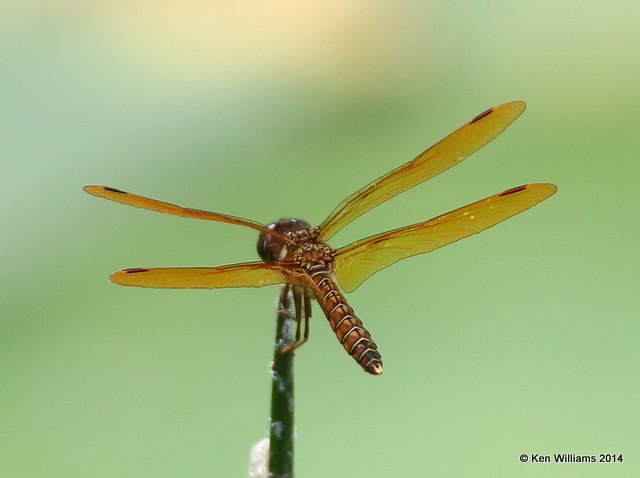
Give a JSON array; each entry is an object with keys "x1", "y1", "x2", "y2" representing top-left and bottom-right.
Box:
[
  {"x1": 9, "y1": 1, "x2": 419, "y2": 92},
  {"x1": 103, "y1": 1, "x2": 408, "y2": 88}
]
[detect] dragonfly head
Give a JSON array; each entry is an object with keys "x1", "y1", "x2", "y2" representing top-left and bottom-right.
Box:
[{"x1": 257, "y1": 218, "x2": 311, "y2": 262}]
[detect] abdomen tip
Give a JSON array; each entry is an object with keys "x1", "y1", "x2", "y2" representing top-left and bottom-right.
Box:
[{"x1": 368, "y1": 363, "x2": 383, "y2": 375}]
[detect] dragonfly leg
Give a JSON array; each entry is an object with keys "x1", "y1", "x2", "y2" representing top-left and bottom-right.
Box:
[
  {"x1": 300, "y1": 288, "x2": 312, "y2": 345},
  {"x1": 293, "y1": 286, "x2": 303, "y2": 343},
  {"x1": 276, "y1": 283, "x2": 292, "y2": 315},
  {"x1": 278, "y1": 286, "x2": 311, "y2": 355}
]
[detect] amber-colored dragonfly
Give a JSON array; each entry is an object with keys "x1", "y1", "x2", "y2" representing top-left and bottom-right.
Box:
[{"x1": 85, "y1": 100, "x2": 556, "y2": 376}]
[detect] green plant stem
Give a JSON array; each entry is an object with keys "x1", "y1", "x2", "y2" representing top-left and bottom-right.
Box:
[{"x1": 268, "y1": 286, "x2": 296, "y2": 478}]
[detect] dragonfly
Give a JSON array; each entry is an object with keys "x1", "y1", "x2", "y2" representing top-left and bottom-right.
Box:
[{"x1": 84, "y1": 100, "x2": 556, "y2": 376}]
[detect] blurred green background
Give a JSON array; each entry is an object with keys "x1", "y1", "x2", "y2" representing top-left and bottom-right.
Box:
[{"x1": 2, "y1": 1, "x2": 638, "y2": 477}]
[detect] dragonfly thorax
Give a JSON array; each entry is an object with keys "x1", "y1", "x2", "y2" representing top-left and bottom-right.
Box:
[{"x1": 288, "y1": 239, "x2": 335, "y2": 270}]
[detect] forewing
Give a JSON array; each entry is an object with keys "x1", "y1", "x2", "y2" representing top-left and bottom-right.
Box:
[
  {"x1": 333, "y1": 183, "x2": 557, "y2": 292},
  {"x1": 110, "y1": 261, "x2": 308, "y2": 289},
  {"x1": 84, "y1": 185, "x2": 281, "y2": 238},
  {"x1": 319, "y1": 101, "x2": 527, "y2": 240}
]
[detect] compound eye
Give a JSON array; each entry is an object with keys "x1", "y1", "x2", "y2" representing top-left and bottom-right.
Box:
[
  {"x1": 256, "y1": 218, "x2": 310, "y2": 262},
  {"x1": 257, "y1": 229, "x2": 285, "y2": 262}
]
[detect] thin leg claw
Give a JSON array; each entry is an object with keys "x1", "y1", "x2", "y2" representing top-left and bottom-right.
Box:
[{"x1": 272, "y1": 285, "x2": 313, "y2": 367}]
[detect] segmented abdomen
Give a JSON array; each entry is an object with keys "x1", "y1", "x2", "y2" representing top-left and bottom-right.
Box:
[{"x1": 308, "y1": 266, "x2": 383, "y2": 375}]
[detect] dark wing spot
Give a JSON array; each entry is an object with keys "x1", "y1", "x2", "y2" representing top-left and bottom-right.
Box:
[
  {"x1": 104, "y1": 186, "x2": 126, "y2": 194},
  {"x1": 469, "y1": 107, "x2": 494, "y2": 124},
  {"x1": 122, "y1": 268, "x2": 149, "y2": 273},
  {"x1": 498, "y1": 185, "x2": 528, "y2": 197}
]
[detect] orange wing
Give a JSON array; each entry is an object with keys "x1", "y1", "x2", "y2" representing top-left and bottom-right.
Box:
[
  {"x1": 319, "y1": 101, "x2": 527, "y2": 241},
  {"x1": 110, "y1": 261, "x2": 309, "y2": 289},
  {"x1": 333, "y1": 183, "x2": 557, "y2": 292},
  {"x1": 84, "y1": 185, "x2": 288, "y2": 241}
]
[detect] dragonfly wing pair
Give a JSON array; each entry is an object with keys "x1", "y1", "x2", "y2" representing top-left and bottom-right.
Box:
[{"x1": 86, "y1": 100, "x2": 555, "y2": 293}]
